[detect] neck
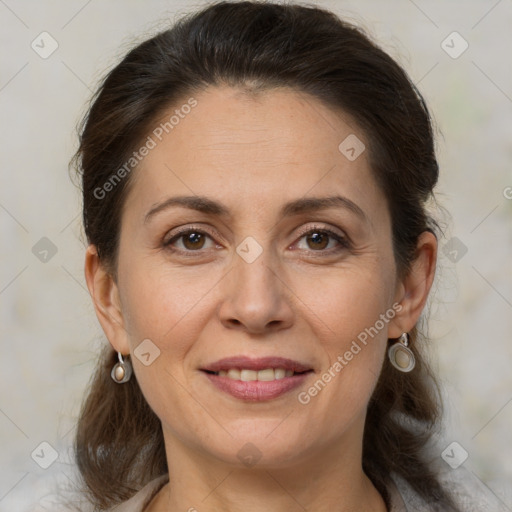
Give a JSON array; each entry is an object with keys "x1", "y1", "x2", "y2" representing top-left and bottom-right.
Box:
[{"x1": 148, "y1": 424, "x2": 388, "y2": 512}]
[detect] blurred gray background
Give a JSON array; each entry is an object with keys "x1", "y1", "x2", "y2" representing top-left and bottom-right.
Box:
[{"x1": 1, "y1": 0, "x2": 511, "y2": 509}]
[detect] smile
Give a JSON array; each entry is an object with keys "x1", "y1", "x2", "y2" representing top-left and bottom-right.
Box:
[{"x1": 210, "y1": 368, "x2": 296, "y2": 381}]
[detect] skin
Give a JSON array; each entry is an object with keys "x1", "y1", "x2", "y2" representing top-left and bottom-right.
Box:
[{"x1": 85, "y1": 85, "x2": 437, "y2": 511}]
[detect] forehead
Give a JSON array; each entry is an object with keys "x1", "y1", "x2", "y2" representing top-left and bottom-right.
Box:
[{"x1": 124, "y1": 85, "x2": 387, "y2": 226}]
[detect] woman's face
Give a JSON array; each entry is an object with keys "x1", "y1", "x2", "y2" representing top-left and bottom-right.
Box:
[{"x1": 98, "y1": 86, "x2": 415, "y2": 467}]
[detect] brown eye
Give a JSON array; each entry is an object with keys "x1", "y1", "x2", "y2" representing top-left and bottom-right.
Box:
[
  {"x1": 305, "y1": 231, "x2": 330, "y2": 250},
  {"x1": 295, "y1": 227, "x2": 349, "y2": 253},
  {"x1": 164, "y1": 228, "x2": 216, "y2": 253},
  {"x1": 181, "y1": 232, "x2": 206, "y2": 250}
]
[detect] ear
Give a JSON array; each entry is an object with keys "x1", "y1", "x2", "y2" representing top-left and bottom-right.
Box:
[
  {"x1": 84, "y1": 244, "x2": 131, "y2": 354},
  {"x1": 388, "y1": 231, "x2": 437, "y2": 338}
]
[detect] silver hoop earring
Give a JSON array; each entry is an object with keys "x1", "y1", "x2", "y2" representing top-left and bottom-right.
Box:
[
  {"x1": 111, "y1": 352, "x2": 133, "y2": 383},
  {"x1": 388, "y1": 333, "x2": 415, "y2": 372}
]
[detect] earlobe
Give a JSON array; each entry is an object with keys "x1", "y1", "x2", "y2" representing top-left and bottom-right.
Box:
[
  {"x1": 84, "y1": 245, "x2": 130, "y2": 354},
  {"x1": 388, "y1": 231, "x2": 437, "y2": 339}
]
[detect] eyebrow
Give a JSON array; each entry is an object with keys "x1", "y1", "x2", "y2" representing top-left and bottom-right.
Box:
[{"x1": 144, "y1": 194, "x2": 368, "y2": 224}]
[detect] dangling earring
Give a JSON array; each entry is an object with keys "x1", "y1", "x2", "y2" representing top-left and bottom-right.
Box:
[
  {"x1": 111, "y1": 352, "x2": 133, "y2": 383},
  {"x1": 388, "y1": 333, "x2": 415, "y2": 372}
]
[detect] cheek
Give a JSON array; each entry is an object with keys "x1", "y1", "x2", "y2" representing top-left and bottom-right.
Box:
[
  {"x1": 119, "y1": 257, "x2": 221, "y2": 343},
  {"x1": 116, "y1": 259, "x2": 222, "y2": 408},
  {"x1": 117, "y1": 266, "x2": 215, "y2": 437},
  {"x1": 292, "y1": 261, "x2": 394, "y2": 417},
  {"x1": 292, "y1": 257, "x2": 394, "y2": 347}
]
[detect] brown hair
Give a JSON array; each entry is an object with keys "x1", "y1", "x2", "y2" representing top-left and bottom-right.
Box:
[{"x1": 72, "y1": 1, "x2": 457, "y2": 509}]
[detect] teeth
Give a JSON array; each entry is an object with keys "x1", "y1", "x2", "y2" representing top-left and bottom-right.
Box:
[
  {"x1": 227, "y1": 369, "x2": 241, "y2": 380},
  {"x1": 240, "y1": 369, "x2": 258, "y2": 381},
  {"x1": 274, "y1": 368, "x2": 286, "y2": 379},
  {"x1": 215, "y1": 368, "x2": 298, "y2": 381},
  {"x1": 252, "y1": 368, "x2": 273, "y2": 381}
]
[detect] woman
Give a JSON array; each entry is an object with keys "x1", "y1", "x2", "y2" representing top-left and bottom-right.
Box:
[{"x1": 72, "y1": 1, "x2": 506, "y2": 511}]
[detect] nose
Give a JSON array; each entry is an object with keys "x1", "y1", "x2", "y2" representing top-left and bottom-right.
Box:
[{"x1": 218, "y1": 242, "x2": 294, "y2": 335}]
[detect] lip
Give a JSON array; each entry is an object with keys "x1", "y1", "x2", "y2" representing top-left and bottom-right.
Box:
[
  {"x1": 201, "y1": 356, "x2": 313, "y2": 373},
  {"x1": 202, "y1": 371, "x2": 312, "y2": 401},
  {"x1": 200, "y1": 356, "x2": 314, "y2": 402}
]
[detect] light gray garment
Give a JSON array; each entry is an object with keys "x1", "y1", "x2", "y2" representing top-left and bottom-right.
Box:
[{"x1": 108, "y1": 467, "x2": 511, "y2": 512}]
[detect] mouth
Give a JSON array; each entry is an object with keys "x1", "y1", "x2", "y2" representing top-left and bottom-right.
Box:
[
  {"x1": 201, "y1": 355, "x2": 313, "y2": 377},
  {"x1": 202, "y1": 368, "x2": 312, "y2": 381},
  {"x1": 200, "y1": 356, "x2": 314, "y2": 401}
]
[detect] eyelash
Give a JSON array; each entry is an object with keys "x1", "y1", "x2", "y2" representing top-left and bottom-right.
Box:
[{"x1": 163, "y1": 224, "x2": 350, "y2": 257}]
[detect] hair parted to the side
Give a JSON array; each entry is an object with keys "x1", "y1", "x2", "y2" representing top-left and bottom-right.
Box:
[{"x1": 72, "y1": 1, "x2": 458, "y2": 510}]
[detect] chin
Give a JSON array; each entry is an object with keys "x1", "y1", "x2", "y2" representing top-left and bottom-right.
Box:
[{"x1": 205, "y1": 422, "x2": 316, "y2": 468}]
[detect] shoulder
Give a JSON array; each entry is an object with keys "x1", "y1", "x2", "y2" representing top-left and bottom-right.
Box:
[
  {"x1": 437, "y1": 465, "x2": 510, "y2": 512},
  {"x1": 108, "y1": 475, "x2": 169, "y2": 512},
  {"x1": 391, "y1": 465, "x2": 511, "y2": 512}
]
